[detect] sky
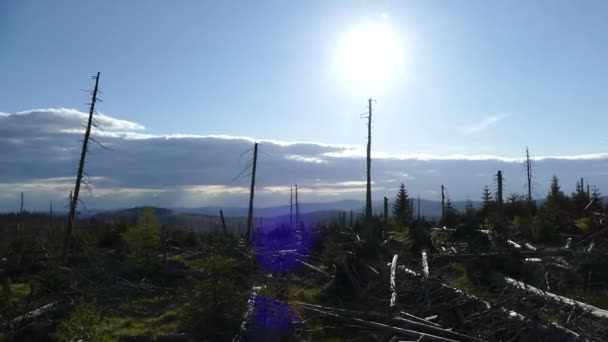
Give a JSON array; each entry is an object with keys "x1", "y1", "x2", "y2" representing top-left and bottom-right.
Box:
[{"x1": 1, "y1": 1, "x2": 608, "y2": 211}]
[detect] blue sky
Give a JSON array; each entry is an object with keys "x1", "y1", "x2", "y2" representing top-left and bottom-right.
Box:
[
  {"x1": 2, "y1": 0, "x2": 607, "y2": 158},
  {"x1": 2, "y1": 1, "x2": 608, "y2": 210}
]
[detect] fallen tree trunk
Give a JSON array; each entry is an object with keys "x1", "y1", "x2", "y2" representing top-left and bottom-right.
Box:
[
  {"x1": 396, "y1": 266, "x2": 584, "y2": 341},
  {"x1": 297, "y1": 304, "x2": 465, "y2": 342},
  {"x1": 296, "y1": 302, "x2": 477, "y2": 341},
  {"x1": 504, "y1": 276, "x2": 608, "y2": 320},
  {"x1": 390, "y1": 255, "x2": 398, "y2": 310}
]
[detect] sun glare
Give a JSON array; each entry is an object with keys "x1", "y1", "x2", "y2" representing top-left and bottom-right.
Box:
[{"x1": 334, "y1": 21, "x2": 404, "y2": 91}]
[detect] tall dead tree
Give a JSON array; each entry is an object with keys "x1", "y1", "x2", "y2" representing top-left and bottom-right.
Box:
[
  {"x1": 383, "y1": 197, "x2": 388, "y2": 235},
  {"x1": 295, "y1": 184, "x2": 300, "y2": 227},
  {"x1": 441, "y1": 185, "x2": 445, "y2": 223},
  {"x1": 219, "y1": 210, "x2": 227, "y2": 236},
  {"x1": 526, "y1": 147, "x2": 533, "y2": 204},
  {"x1": 62, "y1": 72, "x2": 101, "y2": 264},
  {"x1": 365, "y1": 98, "x2": 373, "y2": 224},
  {"x1": 290, "y1": 186, "x2": 293, "y2": 229},
  {"x1": 246, "y1": 142, "x2": 258, "y2": 242},
  {"x1": 349, "y1": 210, "x2": 353, "y2": 227}
]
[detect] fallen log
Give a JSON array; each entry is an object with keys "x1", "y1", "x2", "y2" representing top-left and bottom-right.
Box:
[
  {"x1": 397, "y1": 265, "x2": 583, "y2": 340},
  {"x1": 233, "y1": 285, "x2": 262, "y2": 342},
  {"x1": 421, "y1": 249, "x2": 429, "y2": 279},
  {"x1": 504, "y1": 276, "x2": 608, "y2": 320},
  {"x1": 390, "y1": 255, "x2": 398, "y2": 310},
  {"x1": 296, "y1": 303, "x2": 476, "y2": 341},
  {"x1": 297, "y1": 304, "x2": 464, "y2": 342},
  {"x1": 297, "y1": 259, "x2": 332, "y2": 278}
]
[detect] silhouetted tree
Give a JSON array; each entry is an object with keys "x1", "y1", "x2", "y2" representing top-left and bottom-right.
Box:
[
  {"x1": 480, "y1": 186, "x2": 493, "y2": 219},
  {"x1": 571, "y1": 178, "x2": 590, "y2": 219},
  {"x1": 392, "y1": 184, "x2": 411, "y2": 228},
  {"x1": 441, "y1": 197, "x2": 459, "y2": 227}
]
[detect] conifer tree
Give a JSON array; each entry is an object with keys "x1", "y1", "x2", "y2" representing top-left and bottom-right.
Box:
[
  {"x1": 480, "y1": 185, "x2": 493, "y2": 218},
  {"x1": 392, "y1": 184, "x2": 411, "y2": 228}
]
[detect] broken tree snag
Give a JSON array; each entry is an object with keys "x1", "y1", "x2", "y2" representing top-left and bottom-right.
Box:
[
  {"x1": 246, "y1": 142, "x2": 258, "y2": 243},
  {"x1": 62, "y1": 72, "x2": 101, "y2": 265},
  {"x1": 390, "y1": 254, "x2": 398, "y2": 314},
  {"x1": 365, "y1": 98, "x2": 373, "y2": 226},
  {"x1": 421, "y1": 249, "x2": 429, "y2": 278},
  {"x1": 504, "y1": 276, "x2": 608, "y2": 320},
  {"x1": 219, "y1": 209, "x2": 227, "y2": 236}
]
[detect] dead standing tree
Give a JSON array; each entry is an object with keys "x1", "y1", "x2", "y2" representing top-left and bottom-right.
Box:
[
  {"x1": 62, "y1": 72, "x2": 102, "y2": 264},
  {"x1": 246, "y1": 142, "x2": 259, "y2": 243},
  {"x1": 363, "y1": 98, "x2": 375, "y2": 240},
  {"x1": 525, "y1": 147, "x2": 533, "y2": 205},
  {"x1": 295, "y1": 184, "x2": 300, "y2": 227}
]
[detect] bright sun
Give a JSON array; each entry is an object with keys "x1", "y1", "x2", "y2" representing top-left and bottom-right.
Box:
[{"x1": 334, "y1": 21, "x2": 404, "y2": 91}]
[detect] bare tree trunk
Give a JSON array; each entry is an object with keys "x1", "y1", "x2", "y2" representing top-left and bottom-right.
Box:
[
  {"x1": 246, "y1": 142, "x2": 258, "y2": 243},
  {"x1": 62, "y1": 72, "x2": 100, "y2": 264},
  {"x1": 441, "y1": 185, "x2": 445, "y2": 223},
  {"x1": 220, "y1": 209, "x2": 227, "y2": 236},
  {"x1": 526, "y1": 147, "x2": 533, "y2": 204},
  {"x1": 290, "y1": 186, "x2": 293, "y2": 229},
  {"x1": 383, "y1": 197, "x2": 388, "y2": 236},
  {"x1": 417, "y1": 195, "x2": 421, "y2": 221},
  {"x1": 365, "y1": 98, "x2": 373, "y2": 225},
  {"x1": 295, "y1": 184, "x2": 299, "y2": 228}
]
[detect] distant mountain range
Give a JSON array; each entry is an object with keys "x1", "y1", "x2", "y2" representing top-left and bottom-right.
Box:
[{"x1": 91, "y1": 198, "x2": 483, "y2": 222}]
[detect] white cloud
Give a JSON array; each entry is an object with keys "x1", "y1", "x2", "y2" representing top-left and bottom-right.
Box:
[
  {"x1": 15, "y1": 108, "x2": 145, "y2": 131},
  {"x1": 1, "y1": 108, "x2": 607, "y2": 210},
  {"x1": 462, "y1": 113, "x2": 509, "y2": 134}
]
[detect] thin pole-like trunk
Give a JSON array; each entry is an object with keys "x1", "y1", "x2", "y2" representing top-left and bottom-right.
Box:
[
  {"x1": 246, "y1": 142, "x2": 258, "y2": 242},
  {"x1": 440, "y1": 185, "x2": 445, "y2": 223},
  {"x1": 295, "y1": 184, "x2": 299, "y2": 228},
  {"x1": 62, "y1": 72, "x2": 100, "y2": 264},
  {"x1": 220, "y1": 209, "x2": 227, "y2": 236},
  {"x1": 383, "y1": 197, "x2": 388, "y2": 236},
  {"x1": 349, "y1": 210, "x2": 353, "y2": 227},
  {"x1": 290, "y1": 186, "x2": 293, "y2": 229},
  {"x1": 365, "y1": 98, "x2": 373, "y2": 223},
  {"x1": 526, "y1": 147, "x2": 533, "y2": 204}
]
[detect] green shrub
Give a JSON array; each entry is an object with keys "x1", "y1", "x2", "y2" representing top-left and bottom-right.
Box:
[
  {"x1": 56, "y1": 301, "x2": 112, "y2": 342},
  {"x1": 121, "y1": 208, "x2": 160, "y2": 271}
]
